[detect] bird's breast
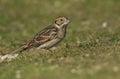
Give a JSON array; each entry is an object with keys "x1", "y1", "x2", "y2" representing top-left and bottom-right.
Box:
[{"x1": 57, "y1": 27, "x2": 66, "y2": 39}]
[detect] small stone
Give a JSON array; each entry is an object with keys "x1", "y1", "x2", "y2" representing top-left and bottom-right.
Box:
[{"x1": 102, "y1": 22, "x2": 108, "y2": 28}]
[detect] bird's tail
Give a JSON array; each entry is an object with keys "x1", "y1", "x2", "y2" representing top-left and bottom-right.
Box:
[{"x1": 11, "y1": 46, "x2": 28, "y2": 54}]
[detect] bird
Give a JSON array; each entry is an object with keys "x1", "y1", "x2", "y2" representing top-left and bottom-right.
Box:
[{"x1": 0, "y1": 16, "x2": 70, "y2": 62}]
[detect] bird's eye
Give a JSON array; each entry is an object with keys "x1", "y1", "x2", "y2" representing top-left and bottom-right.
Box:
[{"x1": 60, "y1": 19, "x2": 63, "y2": 21}]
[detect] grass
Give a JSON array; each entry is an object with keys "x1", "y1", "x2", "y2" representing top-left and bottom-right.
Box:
[{"x1": 0, "y1": 0, "x2": 120, "y2": 79}]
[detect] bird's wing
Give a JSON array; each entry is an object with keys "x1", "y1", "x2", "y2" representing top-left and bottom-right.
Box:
[{"x1": 24, "y1": 26, "x2": 58, "y2": 48}]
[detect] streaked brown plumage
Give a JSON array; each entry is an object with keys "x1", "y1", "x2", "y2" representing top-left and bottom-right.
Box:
[
  {"x1": 12, "y1": 16, "x2": 70, "y2": 54},
  {"x1": 0, "y1": 16, "x2": 70, "y2": 62}
]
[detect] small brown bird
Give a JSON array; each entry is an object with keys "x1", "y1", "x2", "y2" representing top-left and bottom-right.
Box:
[
  {"x1": 11, "y1": 16, "x2": 70, "y2": 54},
  {"x1": 0, "y1": 16, "x2": 70, "y2": 62}
]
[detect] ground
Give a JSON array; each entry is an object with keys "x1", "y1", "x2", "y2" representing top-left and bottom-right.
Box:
[{"x1": 0, "y1": 0, "x2": 120, "y2": 79}]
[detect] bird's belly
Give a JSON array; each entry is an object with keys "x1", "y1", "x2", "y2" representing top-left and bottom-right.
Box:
[
  {"x1": 37, "y1": 38, "x2": 62, "y2": 49},
  {"x1": 37, "y1": 28, "x2": 66, "y2": 50}
]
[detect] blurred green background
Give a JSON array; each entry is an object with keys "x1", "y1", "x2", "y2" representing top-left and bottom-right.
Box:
[{"x1": 0, "y1": 0, "x2": 120, "y2": 79}]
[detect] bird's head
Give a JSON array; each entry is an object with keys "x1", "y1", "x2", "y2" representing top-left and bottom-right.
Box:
[{"x1": 53, "y1": 16, "x2": 70, "y2": 29}]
